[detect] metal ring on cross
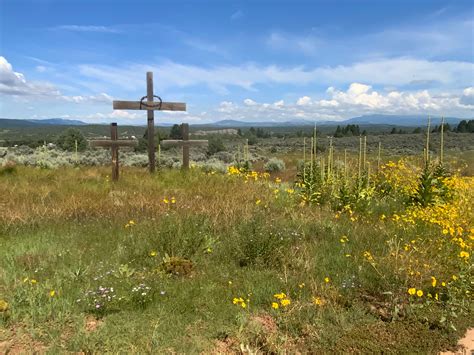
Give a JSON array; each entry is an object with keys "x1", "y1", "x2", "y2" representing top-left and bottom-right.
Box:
[{"x1": 139, "y1": 95, "x2": 163, "y2": 110}]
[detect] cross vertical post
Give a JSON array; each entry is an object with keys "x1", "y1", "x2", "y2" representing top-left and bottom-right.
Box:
[
  {"x1": 111, "y1": 123, "x2": 119, "y2": 181},
  {"x1": 182, "y1": 123, "x2": 190, "y2": 169},
  {"x1": 89, "y1": 122, "x2": 138, "y2": 181},
  {"x1": 161, "y1": 123, "x2": 208, "y2": 170},
  {"x1": 146, "y1": 72, "x2": 155, "y2": 173},
  {"x1": 112, "y1": 71, "x2": 186, "y2": 173}
]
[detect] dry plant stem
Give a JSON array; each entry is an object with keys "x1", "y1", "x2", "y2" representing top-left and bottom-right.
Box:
[
  {"x1": 363, "y1": 135, "x2": 367, "y2": 168},
  {"x1": 426, "y1": 116, "x2": 431, "y2": 167},
  {"x1": 377, "y1": 141, "x2": 381, "y2": 173},
  {"x1": 303, "y1": 137, "x2": 306, "y2": 178},
  {"x1": 440, "y1": 116, "x2": 444, "y2": 165},
  {"x1": 358, "y1": 136, "x2": 362, "y2": 189},
  {"x1": 310, "y1": 137, "x2": 314, "y2": 181}
]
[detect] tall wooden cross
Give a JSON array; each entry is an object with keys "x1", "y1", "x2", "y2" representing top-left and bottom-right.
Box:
[
  {"x1": 161, "y1": 123, "x2": 208, "y2": 169},
  {"x1": 90, "y1": 123, "x2": 138, "y2": 181},
  {"x1": 112, "y1": 72, "x2": 186, "y2": 173}
]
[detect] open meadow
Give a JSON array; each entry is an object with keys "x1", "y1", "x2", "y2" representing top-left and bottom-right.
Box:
[{"x1": 0, "y1": 131, "x2": 473, "y2": 353}]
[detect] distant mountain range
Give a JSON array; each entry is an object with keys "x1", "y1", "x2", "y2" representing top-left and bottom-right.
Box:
[
  {"x1": 0, "y1": 115, "x2": 469, "y2": 128},
  {"x1": 211, "y1": 115, "x2": 465, "y2": 127},
  {"x1": 0, "y1": 118, "x2": 87, "y2": 128}
]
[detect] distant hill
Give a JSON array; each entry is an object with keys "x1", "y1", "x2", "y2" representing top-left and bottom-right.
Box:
[
  {"x1": 345, "y1": 114, "x2": 464, "y2": 126},
  {"x1": 212, "y1": 119, "x2": 314, "y2": 127},
  {"x1": 0, "y1": 118, "x2": 87, "y2": 127},
  {"x1": 212, "y1": 115, "x2": 467, "y2": 127},
  {"x1": 0, "y1": 115, "x2": 469, "y2": 129}
]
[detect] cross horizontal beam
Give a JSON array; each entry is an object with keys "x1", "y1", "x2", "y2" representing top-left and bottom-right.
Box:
[
  {"x1": 113, "y1": 100, "x2": 186, "y2": 111},
  {"x1": 90, "y1": 140, "x2": 138, "y2": 148},
  {"x1": 161, "y1": 140, "x2": 208, "y2": 147}
]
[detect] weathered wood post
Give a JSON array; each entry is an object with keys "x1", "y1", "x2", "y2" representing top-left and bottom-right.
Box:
[
  {"x1": 161, "y1": 123, "x2": 208, "y2": 170},
  {"x1": 110, "y1": 123, "x2": 119, "y2": 180},
  {"x1": 90, "y1": 123, "x2": 138, "y2": 181},
  {"x1": 182, "y1": 123, "x2": 190, "y2": 169},
  {"x1": 146, "y1": 72, "x2": 155, "y2": 173},
  {"x1": 112, "y1": 72, "x2": 186, "y2": 174}
]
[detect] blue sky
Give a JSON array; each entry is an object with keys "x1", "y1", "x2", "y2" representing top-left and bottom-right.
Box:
[{"x1": 0, "y1": 0, "x2": 473, "y2": 124}]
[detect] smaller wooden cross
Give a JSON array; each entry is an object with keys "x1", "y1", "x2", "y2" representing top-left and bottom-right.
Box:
[
  {"x1": 161, "y1": 123, "x2": 208, "y2": 169},
  {"x1": 90, "y1": 123, "x2": 138, "y2": 181}
]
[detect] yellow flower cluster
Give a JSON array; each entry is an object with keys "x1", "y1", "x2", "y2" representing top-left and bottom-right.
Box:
[
  {"x1": 232, "y1": 297, "x2": 247, "y2": 308},
  {"x1": 162, "y1": 197, "x2": 176, "y2": 204},
  {"x1": 379, "y1": 159, "x2": 419, "y2": 196},
  {"x1": 312, "y1": 296, "x2": 325, "y2": 306},
  {"x1": 124, "y1": 219, "x2": 136, "y2": 228},
  {"x1": 227, "y1": 166, "x2": 269, "y2": 182},
  {"x1": 272, "y1": 292, "x2": 291, "y2": 309},
  {"x1": 408, "y1": 288, "x2": 424, "y2": 297}
]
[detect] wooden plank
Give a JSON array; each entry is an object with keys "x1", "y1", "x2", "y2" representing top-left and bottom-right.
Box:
[
  {"x1": 161, "y1": 140, "x2": 208, "y2": 147},
  {"x1": 147, "y1": 72, "x2": 155, "y2": 173},
  {"x1": 90, "y1": 140, "x2": 138, "y2": 147},
  {"x1": 113, "y1": 100, "x2": 186, "y2": 111}
]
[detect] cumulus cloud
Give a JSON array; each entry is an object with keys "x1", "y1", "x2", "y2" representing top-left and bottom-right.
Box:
[
  {"x1": 459, "y1": 87, "x2": 474, "y2": 106},
  {"x1": 0, "y1": 56, "x2": 61, "y2": 96},
  {"x1": 0, "y1": 56, "x2": 113, "y2": 105},
  {"x1": 210, "y1": 84, "x2": 474, "y2": 122}
]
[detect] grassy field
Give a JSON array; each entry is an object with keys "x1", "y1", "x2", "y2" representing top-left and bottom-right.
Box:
[{"x1": 0, "y1": 152, "x2": 473, "y2": 352}]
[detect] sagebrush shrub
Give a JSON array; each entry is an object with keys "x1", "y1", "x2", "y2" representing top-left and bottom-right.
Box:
[{"x1": 264, "y1": 158, "x2": 286, "y2": 172}]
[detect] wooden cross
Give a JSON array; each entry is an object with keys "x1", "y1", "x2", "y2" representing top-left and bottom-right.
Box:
[
  {"x1": 161, "y1": 123, "x2": 208, "y2": 169},
  {"x1": 90, "y1": 123, "x2": 138, "y2": 181},
  {"x1": 112, "y1": 72, "x2": 186, "y2": 173}
]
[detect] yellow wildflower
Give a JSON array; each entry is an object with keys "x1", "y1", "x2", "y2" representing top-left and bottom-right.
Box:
[
  {"x1": 416, "y1": 290, "x2": 423, "y2": 297},
  {"x1": 171, "y1": 197, "x2": 176, "y2": 204},
  {"x1": 408, "y1": 288, "x2": 416, "y2": 295},
  {"x1": 255, "y1": 199, "x2": 261, "y2": 205},
  {"x1": 459, "y1": 251, "x2": 469, "y2": 259},
  {"x1": 431, "y1": 277, "x2": 437, "y2": 287},
  {"x1": 280, "y1": 299, "x2": 291, "y2": 307},
  {"x1": 49, "y1": 290, "x2": 56, "y2": 297},
  {"x1": 163, "y1": 198, "x2": 169, "y2": 204},
  {"x1": 312, "y1": 297, "x2": 325, "y2": 306},
  {"x1": 298, "y1": 283, "x2": 305, "y2": 289},
  {"x1": 149, "y1": 250, "x2": 157, "y2": 257},
  {"x1": 30, "y1": 279, "x2": 37, "y2": 285},
  {"x1": 271, "y1": 302, "x2": 279, "y2": 309},
  {"x1": 273, "y1": 292, "x2": 286, "y2": 300},
  {"x1": 324, "y1": 277, "x2": 330, "y2": 283}
]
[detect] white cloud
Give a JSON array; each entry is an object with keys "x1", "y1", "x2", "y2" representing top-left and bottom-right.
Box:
[
  {"x1": 460, "y1": 87, "x2": 474, "y2": 106},
  {"x1": 0, "y1": 57, "x2": 114, "y2": 105},
  {"x1": 207, "y1": 85, "x2": 474, "y2": 122},
  {"x1": 244, "y1": 98, "x2": 257, "y2": 106},
  {"x1": 78, "y1": 57, "x2": 474, "y2": 94},
  {"x1": 297, "y1": 96, "x2": 312, "y2": 106},
  {"x1": 53, "y1": 25, "x2": 120, "y2": 33},
  {"x1": 0, "y1": 56, "x2": 61, "y2": 96},
  {"x1": 60, "y1": 93, "x2": 113, "y2": 104}
]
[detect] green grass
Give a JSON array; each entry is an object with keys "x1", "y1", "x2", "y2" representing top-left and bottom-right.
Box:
[{"x1": 0, "y1": 166, "x2": 472, "y2": 353}]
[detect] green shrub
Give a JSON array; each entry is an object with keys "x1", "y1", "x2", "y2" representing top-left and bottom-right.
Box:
[
  {"x1": 207, "y1": 136, "x2": 226, "y2": 156},
  {"x1": 56, "y1": 128, "x2": 87, "y2": 152},
  {"x1": 264, "y1": 158, "x2": 286, "y2": 172}
]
